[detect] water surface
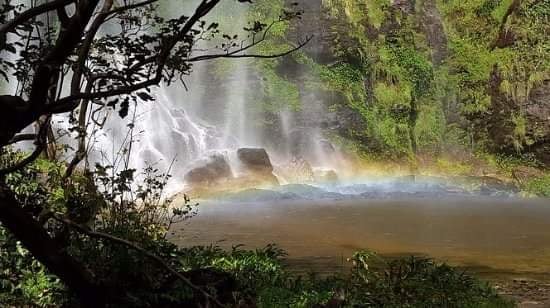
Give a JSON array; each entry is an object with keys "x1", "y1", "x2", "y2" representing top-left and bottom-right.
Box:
[{"x1": 171, "y1": 197, "x2": 550, "y2": 279}]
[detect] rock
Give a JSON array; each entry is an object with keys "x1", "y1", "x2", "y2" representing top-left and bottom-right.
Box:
[
  {"x1": 488, "y1": 72, "x2": 550, "y2": 165},
  {"x1": 237, "y1": 148, "x2": 273, "y2": 173},
  {"x1": 419, "y1": 0, "x2": 448, "y2": 66},
  {"x1": 275, "y1": 184, "x2": 344, "y2": 200},
  {"x1": 313, "y1": 169, "x2": 339, "y2": 183},
  {"x1": 236, "y1": 148, "x2": 279, "y2": 187},
  {"x1": 525, "y1": 80, "x2": 550, "y2": 164},
  {"x1": 512, "y1": 166, "x2": 545, "y2": 187},
  {"x1": 452, "y1": 175, "x2": 518, "y2": 196},
  {"x1": 275, "y1": 156, "x2": 315, "y2": 184},
  {"x1": 184, "y1": 154, "x2": 233, "y2": 186},
  {"x1": 219, "y1": 188, "x2": 299, "y2": 203}
]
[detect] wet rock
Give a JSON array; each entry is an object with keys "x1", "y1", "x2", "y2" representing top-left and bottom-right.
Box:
[
  {"x1": 451, "y1": 175, "x2": 518, "y2": 196},
  {"x1": 419, "y1": 0, "x2": 448, "y2": 66},
  {"x1": 184, "y1": 154, "x2": 233, "y2": 186},
  {"x1": 236, "y1": 148, "x2": 279, "y2": 186},
  {"x1": 275, "y1": 156, "x2": 315, "y2": 183},
  {"x1": 525, "y1": 80, "x2": 550, "y2": 164},
  {"x1": 237, "y1": 148, "x2": 273, "y2": 173},
  {"x1": 275, "y1": 184, "x2": 344, "y2": 200},
  {"x1": 313, "y1": 169, "x2": 339, "y2": 183},
  {"x1": 487, "y1": 70, "x2": 550, "y2": 165},
  {"x1": 219, "y1": 188, "x2": 299, "y2": 203}
]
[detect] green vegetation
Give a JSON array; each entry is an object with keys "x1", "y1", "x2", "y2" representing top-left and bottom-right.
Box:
[
  {"x1": 244, "y1": 0, "x2": 550, "y2": 193},
  {"x1": 524, "y1": 175, "x2": 550, "y2": 197},
  {"x1": 2, "y1": 230, "x2": 512, "y2": 307}
]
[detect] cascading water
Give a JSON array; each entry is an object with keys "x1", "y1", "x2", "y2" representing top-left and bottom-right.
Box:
[
  {"x1": 3, "y1": 0, "x2": 349, "y2": 195},
  {"x1": 81, "y1": 2, "x2": 348, "y2": 194}
]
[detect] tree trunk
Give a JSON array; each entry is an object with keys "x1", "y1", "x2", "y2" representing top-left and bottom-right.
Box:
[{"x1": 0, "y1": 181, "x2": 106, "y2": 307}]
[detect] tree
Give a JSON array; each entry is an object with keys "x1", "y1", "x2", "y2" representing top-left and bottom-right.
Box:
[{"x1": 0, "y1": 0, "x2": 310, "y2": 306}]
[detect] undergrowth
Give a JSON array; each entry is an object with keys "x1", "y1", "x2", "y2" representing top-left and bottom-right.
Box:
[{"x1": 0, "y1": 236, "x2": 513, "y2": 307}]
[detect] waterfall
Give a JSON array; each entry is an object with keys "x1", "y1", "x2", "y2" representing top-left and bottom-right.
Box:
[{"x1": 2, "y1": 0, "x2": 350, "y2": 195}]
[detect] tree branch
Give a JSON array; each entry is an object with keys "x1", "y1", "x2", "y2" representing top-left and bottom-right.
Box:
[
  {"x1": 55, "y1": 216, "x2": 226, "y2": 307},
  {"x1": 6, "y1": 134, "x2": 36, "y2": 145},
  {"x1": 0, "y1": 0, "x2": 74, "y2": 37},
  {"x1": 188, "y1": 35, "x2": 313, "y2": 62},
  {"x1": 0, "y1": 118, "x2": 49, "y2": 176},
  {"x1": 0, "y1": 183, "x2": 105, "y2": 308}
]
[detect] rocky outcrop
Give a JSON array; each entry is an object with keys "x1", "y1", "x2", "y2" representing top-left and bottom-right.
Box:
[
  {"x1": 184, "y1": 154, "x2": 233, "y2": 186},
  {"x1": 525, "y1": 80, "x2": 550, "y2": 164},
  {"x1": 418, "y1": 0, "x2": 448, "y2": 66},
  {"x1": 487, "y1": 68, "x2": 550, "y2": 164}
]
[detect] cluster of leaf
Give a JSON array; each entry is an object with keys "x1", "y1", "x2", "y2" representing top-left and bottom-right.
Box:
[{"x1": 0, "y1": 227, "x2": 66, "y2": 307}]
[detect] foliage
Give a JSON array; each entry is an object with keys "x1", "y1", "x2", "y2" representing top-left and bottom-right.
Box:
[
  {"x1": 0, "y1": 227, "x2": 65, "y2": 307},
  {"x1": 0, "y1": 147, "x2": 197, "y2": 306},
  {"x1": 524, "y1": 175, "x2": 550, "y2": 197},
  {"x1": 2, "y1": 232, "x2": 514, "y2": 307},
  {"x1": 180, "y1": 247, "x2": 512, "y2": 307}
]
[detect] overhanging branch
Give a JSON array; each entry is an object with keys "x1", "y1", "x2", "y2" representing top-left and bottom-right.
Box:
[{"x1": 188, "y1": 35, "x2": 313, "y2": 62}]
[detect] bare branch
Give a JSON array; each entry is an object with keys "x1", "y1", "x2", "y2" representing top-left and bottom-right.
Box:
[
  {"x1": 105, "y1": 0, "x2": 160, "y2": 17},
  {"x1": 71, "y1": 0, "x2": 115, "y2": 95},
  {"x1": 188, "y1": 35, "x2": 314, "y2": 62}
]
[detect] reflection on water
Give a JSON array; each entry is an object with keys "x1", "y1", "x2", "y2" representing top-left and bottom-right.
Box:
[{"x1": 171, "y1": 197, "x2": 550, "y2": 279}]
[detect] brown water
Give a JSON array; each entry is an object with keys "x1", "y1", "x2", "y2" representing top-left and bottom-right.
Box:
[{"x1": 171, "y1": 197, "x2": 550, "y2": 280}]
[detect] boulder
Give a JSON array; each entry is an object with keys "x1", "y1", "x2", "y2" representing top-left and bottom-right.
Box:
[
  {"x1": 184, "y1": 154, "x2": 233, "y2": 186},
  {"x1": 313, "y1": 169, "x2": 339, "y2": 183},
  {"x1": 237, "y1": 148, "x2": 273, "y2": 173},
  {"x1": 236, "y1": 148, "x2": 279, "y2": 187}
]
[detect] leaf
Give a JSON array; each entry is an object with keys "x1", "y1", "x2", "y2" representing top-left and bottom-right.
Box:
[
  {"x1": 118, "y1": 98, "x2": 129, "y2": 118},
  {"x1": 4, "y1": 44, "x2": 16, "y2": 54},
  {"x1": 136, "y1": 92, "x2": 153, "y2": 102}
]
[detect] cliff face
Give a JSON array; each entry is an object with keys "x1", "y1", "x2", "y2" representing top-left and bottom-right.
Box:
[
  {"x1": 488, "y1": 74, "x2": 550, "y2": 164},
  {"x1": 275, "y1": 0, "x2": 550, "y2": 164},
  {"x1": 526, "y1": 81, "x2": 550, "y2": 163}
]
